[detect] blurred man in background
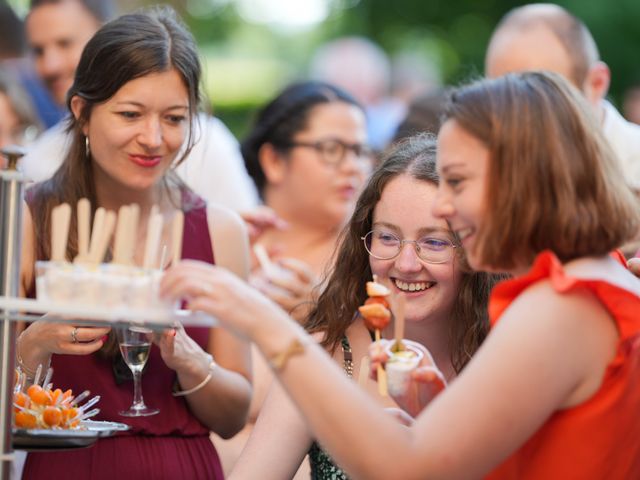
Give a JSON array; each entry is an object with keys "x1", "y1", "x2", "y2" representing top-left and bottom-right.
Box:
[
  {"x1": 485, "y1": 3, "x2": 640, "y2": 192},
  {"x1": 26, "y1": 0, "x2": 111, "y2": 113},
  {"x1": 0, "y1": 1, "x2": 59, "y2": 128},
  {"x1": 310, "y1": 36, "x2": 441, "y2": 152}
]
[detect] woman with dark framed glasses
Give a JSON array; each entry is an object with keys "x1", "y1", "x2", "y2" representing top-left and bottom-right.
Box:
[
  {"x1": 240, "y1": 80, "x2": 373, "y2": 319},
  {"x1": 225, "y1": 135, "x2": 504, "y2": 479},
  {"x1": 215, "y1": 81, "x2": 371, "y2": 477}
]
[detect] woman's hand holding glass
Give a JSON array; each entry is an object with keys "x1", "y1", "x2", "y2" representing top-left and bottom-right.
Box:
[
  {"x1": 369, "y1": 339, "x2": 447, "y2": 418},
  {"x1": 155, "y1": 323, "x2": 212, "y2": 376}
]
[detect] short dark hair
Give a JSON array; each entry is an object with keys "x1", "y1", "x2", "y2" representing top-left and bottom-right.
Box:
[
  {"x1": 444, "y1": 71, "x2": 639, "y2": 271},
  {"x1": 29, "y1": 0, "x2": 115, "y2": 24},
  {"x1": 240, "y1": 81, "x2": 363, "y2": 197}
]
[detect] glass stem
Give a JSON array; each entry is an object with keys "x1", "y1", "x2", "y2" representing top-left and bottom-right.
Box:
[{"x1": 132, "y1": 370, "x2": 144, "y2": 408}]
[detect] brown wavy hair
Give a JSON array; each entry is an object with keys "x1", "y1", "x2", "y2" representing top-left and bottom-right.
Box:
[
  {"x1": 446, "y1": 72, "x2": 640, "y2": 272},
  {"x1": 306, "y1": 134, "x2": 507, "y2": 373}
]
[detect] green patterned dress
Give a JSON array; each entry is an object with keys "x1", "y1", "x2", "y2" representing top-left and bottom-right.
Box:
[{"x1": 308, "y1": 337, "x2": 353, "y2": 479}]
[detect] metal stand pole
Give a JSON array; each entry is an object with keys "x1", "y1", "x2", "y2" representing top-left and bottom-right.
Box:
[{"x1": 0, "y1": 147, "x2": 26, "y2": 480}]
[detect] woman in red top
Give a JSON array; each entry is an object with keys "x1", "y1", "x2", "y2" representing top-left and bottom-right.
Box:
[{"x1": 162, "y1": 71, "x2": 640, "y2": 478}]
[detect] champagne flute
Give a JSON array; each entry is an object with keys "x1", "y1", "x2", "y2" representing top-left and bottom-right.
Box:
[{"x1": 117, "y1": 325, "x2": 159, "y2": 417}]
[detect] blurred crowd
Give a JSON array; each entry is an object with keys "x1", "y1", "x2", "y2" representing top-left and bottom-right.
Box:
[{"x1": 3, "y1": 1, "x2": 640, "y2": 480}]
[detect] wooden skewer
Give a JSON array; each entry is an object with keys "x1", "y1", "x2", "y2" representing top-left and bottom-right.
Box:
[
  {"x1": 112, "y1": 205, "x2": 130, "y2": 265},
  {"x1": 253, "y1": 243, "x2": 274, "y2": 276},
  {"x1": 171, "y1": 210, "x2": 184, "y2": 266},
  {"x1": 159, "y1": 245, "x2": 168, "y2": 270},
  {"x1": 88, "y1": 207, "x2": 106, "y2": 263},
  {"x1": 75, "y1": 198, "x2": 90, "y2": 263},
  {"x1": 393, "y1": 293, "x2": 406, "y2": 352},
  {"x1": 375, "y1": 329, "x2": 388, "y2": 397},
  {"x1": 126, "y1": 204, "x2": 140, "y2": 266},
  {"x1": 143, "y1": 209, "x2": 163, "y2": 270},
  {"x1": 90, "y1": 210, "x2": 116, "y2": 264},
  {"x1": 51, "y1": 203, "x2": 71, "y2": 262},
  {"x1": 149, "y1": 205, "x2": 159, "y2": 222}
]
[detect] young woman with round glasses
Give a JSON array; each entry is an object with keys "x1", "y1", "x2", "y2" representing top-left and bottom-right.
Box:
[
  {"x1": 224, "y1": 135, "x2": 504, "y2": 479},
  {"x1": 362, "y1": 229, "x2": 457, "y2": 265}
]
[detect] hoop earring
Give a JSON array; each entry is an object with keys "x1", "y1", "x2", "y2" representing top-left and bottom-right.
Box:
[{"x1": 85, "y1": 136, "x2": 90, "y2": 159}]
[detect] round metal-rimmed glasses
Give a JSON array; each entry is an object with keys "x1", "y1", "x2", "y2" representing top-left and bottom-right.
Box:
[
  {"x1": 361, "y1": 229, "x2": 457, "y2": 264},
  {"x1": 283, "y1": 138, "x2": 373, "y2": 168}
]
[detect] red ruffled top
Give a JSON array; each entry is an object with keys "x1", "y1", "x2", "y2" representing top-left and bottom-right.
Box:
[{"x1": 486, "y1": 250, "x2": 640, "y2": 479}]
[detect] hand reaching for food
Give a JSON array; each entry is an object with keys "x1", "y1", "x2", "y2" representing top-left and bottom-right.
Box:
[
  {"x1": 250, "y1": 257, "x2": 318, "y2": 323},
  {"x1": 155, "y1": 323, "x2": 211, "y2": 374},
  {"x1": 240, "y1": 206, "x2": 288, "y2": 245},
  {"x1": 369, "y1": 339, "x2": 447, "y2": 417},
  {"x1": 161, "y1": 260, "x2": 289, "y2": 341}
]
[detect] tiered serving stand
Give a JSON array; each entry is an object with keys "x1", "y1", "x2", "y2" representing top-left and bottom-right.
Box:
[{"x1": 0, "y1": 147, "x2": 216, "y2": 479}]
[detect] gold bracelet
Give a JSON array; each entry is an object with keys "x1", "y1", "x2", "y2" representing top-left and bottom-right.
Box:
[
  {"x1": 268, "y1": 337, "x2": 306, "y2": 371},
  {"x1": 172, "y1": 355, "x2": 217, "y2": 397},
  {"x1": 16, "y1": 334, "x2": 50, "y2": 380}
]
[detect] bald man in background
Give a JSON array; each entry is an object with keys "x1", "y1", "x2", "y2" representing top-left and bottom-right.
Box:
[{"x1": 485, "y1": 3, "x2": 640, "y2": 192}]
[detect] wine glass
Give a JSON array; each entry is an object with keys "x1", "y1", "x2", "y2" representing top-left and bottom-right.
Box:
[{"x1": 117, "y1": 325, "x2": 159, "y2": 417}]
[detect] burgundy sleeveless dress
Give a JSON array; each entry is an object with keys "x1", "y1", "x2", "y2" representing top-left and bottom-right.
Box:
[{"x1": 22, "y1": 198, "x2": 224, "y2": 479}]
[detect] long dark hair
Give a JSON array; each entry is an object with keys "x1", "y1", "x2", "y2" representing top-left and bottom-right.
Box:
[
  {"x1": 29, "y1": 6, "x2": 201, "y2": 263},
  {"x1": 306, "y1": 134, "x2": 507, "y2": 373},
  {"x1": 240, "y1": 81, "x2": 363, "y2": 198}
]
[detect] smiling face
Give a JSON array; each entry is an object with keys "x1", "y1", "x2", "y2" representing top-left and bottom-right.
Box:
[
  {"x1": 433, "y1": 119, "x2": 490, "y2": 272},
  {"x1": 369, "y1": 173, "x2": 461, "y2": 324},
  {"x1": 73, "y1": 69, "x2": 189, "y2": 193},
  {"x1": 269, "y1": 102, "x2": 370, "y2": 227},
  {"x1": 26, "y1": 0, "x2": 101, "y2": 106}
]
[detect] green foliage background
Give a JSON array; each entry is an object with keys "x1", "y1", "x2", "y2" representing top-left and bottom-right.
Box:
[
  {"x1": 8, "y1": 0, "x2": 640, "y2": 136},
  {"x1": 173, "y1": 0, "x2": 640, "y2": 136}
]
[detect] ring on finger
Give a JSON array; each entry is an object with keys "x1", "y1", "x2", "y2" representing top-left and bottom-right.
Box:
[{"x1": 71, "y1": 327, "x2": 78, "y2": 344}]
